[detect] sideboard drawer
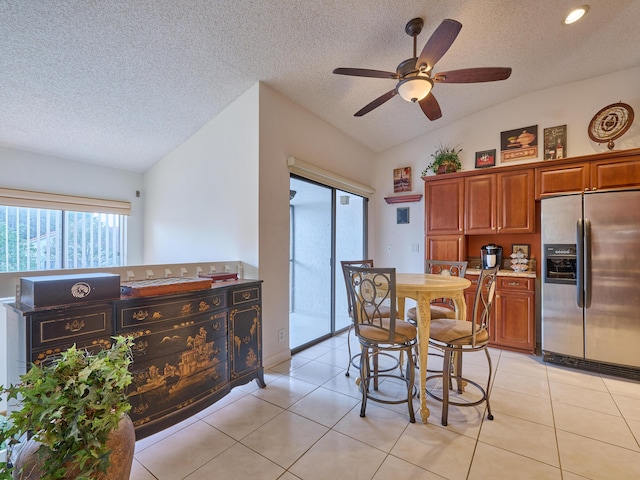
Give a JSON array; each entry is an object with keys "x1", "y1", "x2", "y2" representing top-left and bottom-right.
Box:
[
  {"x1": 116, "y1": 291, "x2": 227, "y2": 329},
  {"x1": 231, "y1": 286, "x2": 260, "y2": 306},
  {"x1": 31, "y1": 337, "x2": 112, "y2": 366},
  {"x1": 31, "y1": 304, "x2": 112, "y2": 348}
]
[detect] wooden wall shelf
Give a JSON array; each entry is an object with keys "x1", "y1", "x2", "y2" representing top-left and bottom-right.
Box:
[{"x1": 384, "y1": 194, "x2": 423, "y2": 204}]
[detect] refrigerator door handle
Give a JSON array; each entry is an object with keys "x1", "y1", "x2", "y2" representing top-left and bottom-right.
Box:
[
  {"x1": 584, "y1": 218, "x2": 592, "y2": 308},
  {"x1": 576, "y1": 218, "x2": 584, "y2": 308}
]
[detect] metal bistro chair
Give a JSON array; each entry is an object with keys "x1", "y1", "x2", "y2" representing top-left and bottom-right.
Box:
[
  {"x1": 425, "y1": 266, "x2": 499, "y2": 426},
  {"x1": 341, "y1": 260, "x2": 395, "y2": 378},
  {"x1": 344, "y1": 265, "x2": 418, "y2": 423},
  {"x1": 406, "y1": 260, "x2": 468, "y2": 323}
]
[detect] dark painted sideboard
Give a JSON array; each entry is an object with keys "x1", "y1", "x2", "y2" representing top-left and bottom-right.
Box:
[{"x1": 4, "y1": 279, "x2": 265, "y2": 439}]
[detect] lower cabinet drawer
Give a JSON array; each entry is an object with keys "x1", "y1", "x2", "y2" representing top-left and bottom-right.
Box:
[{"x1": 497, "y1": 277, "x2": 534, "y2": 291}]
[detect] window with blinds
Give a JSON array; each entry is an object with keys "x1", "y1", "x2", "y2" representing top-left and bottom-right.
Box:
[{"x1": 0, "y1": 188, "x2": 130, "y2": 273}]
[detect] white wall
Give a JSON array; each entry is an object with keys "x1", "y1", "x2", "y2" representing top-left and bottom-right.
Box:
[
  {"x1": 143, "y1": 85, "x2": 260, "y2": 268},
  {"x1": 0, "y1": 146, "x2": 145, "y2": 264},
  {"x1": 372, "y1": 67, "x2": 640, "y2": 272}
]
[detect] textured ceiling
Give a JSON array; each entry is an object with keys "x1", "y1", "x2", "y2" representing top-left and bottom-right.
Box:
[{"x1": 1, "y1": 1, "x2": 640, "y2": 172}]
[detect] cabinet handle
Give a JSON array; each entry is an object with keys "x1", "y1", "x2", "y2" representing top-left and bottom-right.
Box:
[
  {"x1": 497, "y1": 226, "x2": 502, "y2": 231},
  {"x1": 65, "y1": 319, "x2": 85, "y2": 332},
  {"x1": 592, "y1": 187, "x2": 597, "y2": 191},
  {"x1": 242, "y1": 291, "x2": 251, "y2": 300},
  {"x1": 507, "y1": 281, "x2": 520, "y2": 286},
  {"x1": 212, "y1": 297, "x2": 221, "y2": 306},
  {"x1": 132, "y1": 310, "x2": 149, "y2": 321},
  {"x1": 584, "y1": 187, "x2": 589, "y2": 191}
]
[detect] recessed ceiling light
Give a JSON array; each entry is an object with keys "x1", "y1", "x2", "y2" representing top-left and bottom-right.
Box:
[{"x1": 564, "y1": 5, "x2": 589, "y2": 25}]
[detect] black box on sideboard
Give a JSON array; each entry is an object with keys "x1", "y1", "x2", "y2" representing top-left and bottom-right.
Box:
[{"x1": 20, "y1": 273, "x2": 121, "y2": 309}]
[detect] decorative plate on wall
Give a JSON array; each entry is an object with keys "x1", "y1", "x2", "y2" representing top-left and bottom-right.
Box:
[{"x1": 588, "y1": 102, "x2": 635, "y2": 150}]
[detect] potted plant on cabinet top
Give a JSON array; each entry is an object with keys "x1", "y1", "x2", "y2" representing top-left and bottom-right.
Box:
[
  {"x1": 422, "y1": 144, "x2": 463, "y2": 175},
  {"x1": 0, "y1": 336, "x2": 135, "y2": 480}
]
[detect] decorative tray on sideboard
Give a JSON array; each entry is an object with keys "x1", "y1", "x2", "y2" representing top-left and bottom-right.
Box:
[{"x1": 120, "y1": 277, "x2": 213, "y2": 297}]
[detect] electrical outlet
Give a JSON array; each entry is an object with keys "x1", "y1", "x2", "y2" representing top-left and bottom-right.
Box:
[
  {"x1": 278, "y1": 328, "x2": 285, "y2": 343},
  {"x1": 387, "y1": 244, "x2": 392, "y2": 252},
  {"x1": 411, "y1": 244, "x2": 419, "y2": 253}
]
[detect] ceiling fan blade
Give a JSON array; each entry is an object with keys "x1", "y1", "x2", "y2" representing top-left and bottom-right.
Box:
[
  {"x1": 433, "y1": 67, "x2": 512, "y2": 83},
  {"x1": 333, "y1": 68, "x2": 399, "y2": 79},
  {"x1": 419, "y1": 93, "x2": 442, "y2": 121},
  {"x1": 416, "y1": 19, "x2": 462, "y2": 71},
  {"x1": 354, "y1": 90, "x2": 397, "y2": 116}
]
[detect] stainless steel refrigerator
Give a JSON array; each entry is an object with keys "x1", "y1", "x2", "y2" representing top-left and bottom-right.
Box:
[{"x1": 541, "y1": 189, "x2": 640, "y2": 374}]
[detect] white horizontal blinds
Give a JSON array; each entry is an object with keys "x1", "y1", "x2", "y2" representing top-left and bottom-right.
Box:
[
  {"x1": 0, "y1": 187, "x2": 131, "y2": 215},
  {"x1": 287, "y1": 157, "x2": 375, "y2": 198}
]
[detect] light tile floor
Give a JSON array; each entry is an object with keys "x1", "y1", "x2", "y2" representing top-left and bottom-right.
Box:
[{"x1": 131, "y1": 333, "x2": 640, "y2": 480}]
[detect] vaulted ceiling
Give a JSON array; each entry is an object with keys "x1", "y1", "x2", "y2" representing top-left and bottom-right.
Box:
[{"x1": 1, "y1": 1, "x2": 639, "y2": 172}]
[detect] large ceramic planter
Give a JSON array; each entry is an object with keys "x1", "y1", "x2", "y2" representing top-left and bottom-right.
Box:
[{"x1": 11, "y1": 414, "x2": 135, "y2": 480}]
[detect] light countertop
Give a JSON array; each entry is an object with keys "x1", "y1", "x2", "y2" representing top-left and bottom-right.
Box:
[{"x1": 466, "y1": 267, "x2": 536, "y2": 278}]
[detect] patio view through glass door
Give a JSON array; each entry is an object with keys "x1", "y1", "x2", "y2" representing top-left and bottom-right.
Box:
[{"x1": 289, "y1": 176, "x2": 366, "y2": 352}]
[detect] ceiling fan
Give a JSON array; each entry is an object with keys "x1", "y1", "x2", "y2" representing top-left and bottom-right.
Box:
[{"x1": 333, "y1": 18, "x2": 512, "y2": 120}]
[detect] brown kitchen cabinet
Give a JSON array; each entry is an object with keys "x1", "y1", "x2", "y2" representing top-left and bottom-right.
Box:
[
  {"x1": 424, "y1": 177, "x2": 464, "y2": 235},
  {"x1": 464, "y1": 274, "x2": 535, "y2": 354},
  {"x1": 493, "y1": 276, "x2": 535, "y2": 353},
  {"x1": 425, "y1": 234, "x2": 466, "y2": 261},
  {"x1": 464, "y1": 169, "x2": 535, "y2": 234},
  {"x1": 535, "y1": 152, "x2": 640, "y2": 199}
]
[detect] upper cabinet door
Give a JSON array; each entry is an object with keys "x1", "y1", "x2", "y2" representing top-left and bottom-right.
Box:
[
  {"x1": 464, "y1": 174, "x2": 497, "y2": 234},
  {"x1": 424, "y1": 177, "x2": 464, "y2": 235},
  {"x1": 464, "y1": 169, "x2": 534, "y2": 234},
  {"x1": 591, "y1": 157, "x2": 640, "y2": 191},
  {"x1": 498, "y1": 169, "x2": 535, "y2": 234},
  {"x1": 535, "y1": 162, "x2": 590, "y2": 199},
  {"x1": 536, "y1": 154, "x2": 640, "y2": 199}
]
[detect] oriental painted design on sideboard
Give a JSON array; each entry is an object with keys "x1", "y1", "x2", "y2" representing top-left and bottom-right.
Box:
[
  {"x1": 230, "y1": 305, "x2": 261, "y2": 379},
  {"x1": 127, "y1": 312, "x2": 229, "y2": 428}
]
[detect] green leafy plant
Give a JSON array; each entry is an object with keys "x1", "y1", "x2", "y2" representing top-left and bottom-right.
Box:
[
  {"x1": 0, "y1": 336, "x2": 133, "y2": 480},
  {"x1": 422, "y1": 144, "x2": 463, "y2": 175},
  {"x1": 0, "y1": 414, "x2": 7, "y2": 451}
]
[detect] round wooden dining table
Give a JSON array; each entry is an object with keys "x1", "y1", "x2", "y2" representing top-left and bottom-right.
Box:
[{"x1": 395, "y1": 273, "x2": 471, "y2": 423}]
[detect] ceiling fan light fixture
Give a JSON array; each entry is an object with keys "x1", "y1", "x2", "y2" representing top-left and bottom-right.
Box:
[
  {"x1": 563, "y1": 5, "x2": 589, "y2": 25},
  {"x1": 397, "y1": 76, "x2": 433, "y2": 103}
]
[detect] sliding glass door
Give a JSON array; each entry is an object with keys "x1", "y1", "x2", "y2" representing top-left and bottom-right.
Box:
[
  {"x1": 289, "y1": 176, "x2": 366, "y2": 351},
  {"x1": 334, "y1": 191, "x2": 365, "y2": 332}
]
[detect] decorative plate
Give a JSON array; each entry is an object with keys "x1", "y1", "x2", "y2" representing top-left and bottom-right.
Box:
[{"x1": 588, "y1": 102, "x2": 635, "y2": 150}]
